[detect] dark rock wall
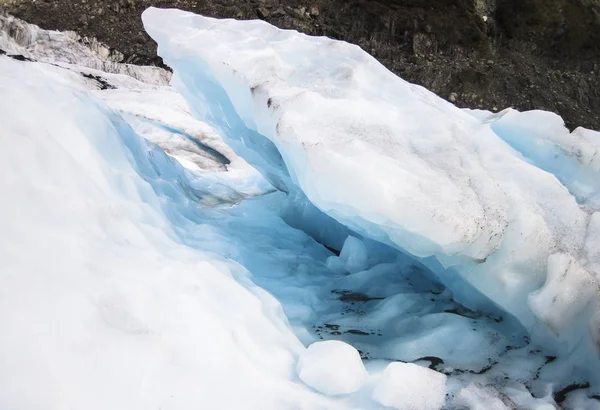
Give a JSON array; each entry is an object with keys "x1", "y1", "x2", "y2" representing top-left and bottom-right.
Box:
[{"x1": 3, "y1": 0, "x2": 599, "y2": 129}]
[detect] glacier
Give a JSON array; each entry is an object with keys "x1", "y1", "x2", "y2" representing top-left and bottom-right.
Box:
[
  {"x1": 1, "y1": 8, "x2": 600, "y2": 410},
  {"x1": 142, "y1": 5, "x2": 600, "y2": 403}
]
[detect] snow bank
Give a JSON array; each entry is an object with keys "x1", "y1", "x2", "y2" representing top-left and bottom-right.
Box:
[
  {"x1": 0, "y1": 56, "x2": 341, "y2": 410},
  {"x1": 142, "y1": 8, "x2": 600, "y2": 380}
]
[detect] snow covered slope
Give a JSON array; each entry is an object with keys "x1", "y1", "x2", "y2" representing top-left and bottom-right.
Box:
[
  {"x1": 0, "y1": 55, "x2": 345, "y2": 410},
  {"x1": 143, "y1": 7, "x2": 600, "y2": 384}
]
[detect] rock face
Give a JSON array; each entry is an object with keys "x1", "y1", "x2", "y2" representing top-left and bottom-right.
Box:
[{"x1": 2, "y1": 0, "x2": 599, "y2": 130}]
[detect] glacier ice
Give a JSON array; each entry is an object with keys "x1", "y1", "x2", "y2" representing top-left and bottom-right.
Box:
[{"x1": 143, "y1": 7, "x2": 600, "y2": 387}]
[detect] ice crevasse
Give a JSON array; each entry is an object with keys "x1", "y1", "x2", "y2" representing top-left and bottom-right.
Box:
[{"x1": 142, "y1": 7, "x2": 600, "y2": 380}]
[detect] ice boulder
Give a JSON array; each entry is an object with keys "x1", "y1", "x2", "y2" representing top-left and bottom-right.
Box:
[
  {"x1": 296, "y1": 340, "x2": 367, "y2": 396},
  {"x1": 372, "y1": 362, "x2": 447, "y2": 410}
]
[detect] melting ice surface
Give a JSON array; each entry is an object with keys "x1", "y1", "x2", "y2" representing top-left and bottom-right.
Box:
[{"x1": 0, "y1": 9, "x2": 600, "y2": 410}]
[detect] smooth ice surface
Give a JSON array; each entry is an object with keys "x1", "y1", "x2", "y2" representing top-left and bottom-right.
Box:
[
  {"x1": 143, "y1": 8, "x2": 600, "y2": 381},
  {"x1": 296, "y1": 340, "x2": 367, "y2": 395},
  {"x1": 372, "y1": 362, "x2": 447, "y2": 410}
]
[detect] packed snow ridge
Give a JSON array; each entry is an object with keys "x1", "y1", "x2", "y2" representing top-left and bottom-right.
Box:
[{"x1": 1, "y1": 8, "x2": 599, "y2": 410}]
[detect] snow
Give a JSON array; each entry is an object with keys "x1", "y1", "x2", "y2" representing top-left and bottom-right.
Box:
[
  {"x1": 296, "y1": 340, "x2": 367, "y2": 395},
  {"x1": 0, "y1": 14, "x2": 259, "y2": 176},
  {"x1": 372, "y1": 362, "x2": 447, "y2": 410},
  {"x1": 452, "y1": 384, "x2": 511, "y2": 410},
  {"x1": 142, "y1": 8, "x2": 600, "y2": 384},
  {"x1": 466, "y1": 108, "x2": 600, "y2": 208},
  {"x1": 0, "y1": 14, "x2": 170, "y2": 85},
  {"x1": 0, "y1": 56, "x2": 342, "y2": 410}
]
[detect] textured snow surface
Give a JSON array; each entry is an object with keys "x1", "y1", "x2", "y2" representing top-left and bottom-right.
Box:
[
  {"x1": 296, "y1": 340, "x2": 367, "y2": 396},
  {"x1": 143, "y1": 8, "x2": 600, "y2": 384},
  {"x1": 372, "y1": 362, "x2": 447, "y2": 410}
]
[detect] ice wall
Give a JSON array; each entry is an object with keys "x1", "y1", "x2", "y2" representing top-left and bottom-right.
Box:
[{"x1": 142, "y1": 8, "x2": 600, "y2": 381}]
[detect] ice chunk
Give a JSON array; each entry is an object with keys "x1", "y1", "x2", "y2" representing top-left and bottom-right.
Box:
[
  {"x1": 296, "y1": 341, "x2": 367, "y2": 395},
  {"x1": 375, "y1": 312, "x2": 510, "y2": 372},
  {"x1": 325, "y1": 235, "x2": 369, "y2": 274},
  {"x1": 339, "y1": 236, "x2": 368, "y2": 273},
  {"x1": 372, "y1": 362, "x2": 446, "y2": 410}
]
